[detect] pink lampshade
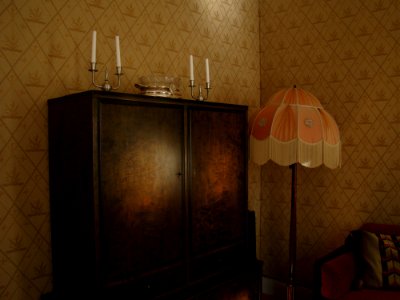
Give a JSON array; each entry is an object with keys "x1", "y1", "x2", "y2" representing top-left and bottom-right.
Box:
[{"x1": 249, "y1": 86, "x2": 341, "y2": 169}]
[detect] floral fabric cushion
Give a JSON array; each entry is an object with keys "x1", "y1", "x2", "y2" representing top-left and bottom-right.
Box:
[
  {"x1": 360, "y1": 231, "x2": 382, "y2": 288},
  {"x1": 359, "y1": 230, "x2": 400, "y2": 289},
  {"x1": 377, "y1": 233, "x2": 400, "y2": 288}
]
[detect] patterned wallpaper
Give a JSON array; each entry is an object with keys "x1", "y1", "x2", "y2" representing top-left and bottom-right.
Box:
[
  {"x1": 0, "y1": 1, "x2": 260, "y2": 299},
  {"x1": 1, "y1": 0, "x2": 399, "y2": 298},
  {"x1": 259, "y1": 0, "x2": 400, "y2": 289}
]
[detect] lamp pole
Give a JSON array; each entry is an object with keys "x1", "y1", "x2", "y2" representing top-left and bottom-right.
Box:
[{"x1": 287, "y1": 163, "x2": 297, "y2": 300}]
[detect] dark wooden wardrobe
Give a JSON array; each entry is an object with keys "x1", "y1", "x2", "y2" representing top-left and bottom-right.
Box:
[{"x1": 46, "y1": 91, "x2": 261, "y2": 299}]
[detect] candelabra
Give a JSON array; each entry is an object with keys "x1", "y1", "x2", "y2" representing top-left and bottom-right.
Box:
[
  {"x1": 189, "y1": 80, "x2": 211, "y2": 101},
  {"x1": 89, "y1": 63, "x2": 123, "y2": 92}
]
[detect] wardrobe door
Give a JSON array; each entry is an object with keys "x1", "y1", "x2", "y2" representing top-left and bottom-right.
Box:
[
  {"x1": 98, "y1": 100, "x2": 185, "y2": 288},
  {"x1": 189, "y1": 107, "x2": 247, "y2": 277}
]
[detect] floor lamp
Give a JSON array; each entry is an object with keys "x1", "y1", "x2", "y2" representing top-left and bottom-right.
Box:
[{"x1": 249, "y1": 86, "x2": 341, "y2": 300}]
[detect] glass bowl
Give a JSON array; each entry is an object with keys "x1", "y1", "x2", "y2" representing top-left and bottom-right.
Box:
[{"x1": 135, "y1": 75, "x2": 182, "y2": 98}]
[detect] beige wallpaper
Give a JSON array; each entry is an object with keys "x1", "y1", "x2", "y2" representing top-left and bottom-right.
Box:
[
  {"x1": 259, "y1": 0, "x2": 400, "y2": 289},
  {"x1": 2, "y1": 0, "x2": 399, "y2": 298},
  {"x1": 0, "y1": 1, "x2": 260, "y2": 299}
]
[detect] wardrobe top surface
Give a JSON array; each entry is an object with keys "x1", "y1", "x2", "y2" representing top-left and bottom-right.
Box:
[{"x1": 48, "y1": 90, "x2": 248, "y2": 110}]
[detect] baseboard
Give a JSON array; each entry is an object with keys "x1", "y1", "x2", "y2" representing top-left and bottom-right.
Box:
[{"x1": 262, "y1": 277, "x2": 312, "y2": 300}]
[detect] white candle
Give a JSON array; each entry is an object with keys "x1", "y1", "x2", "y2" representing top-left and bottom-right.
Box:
[
  {"x1": 205, "y1": 58, "x2": 210, "y2": 83},
  {"x1": 189, "y1": 54, "x2": 194, "y2": 81},
  {"x1": 115, "y1": 35, "x2": 121, "y2": 68},
  {"x1": 91, "y1": 30, "x2": 97, "y2": 63}
]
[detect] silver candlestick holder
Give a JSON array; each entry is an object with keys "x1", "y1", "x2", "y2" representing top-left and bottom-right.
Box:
[
  {"x1": 189, "y1": 80, "x2": 211, "y2": 101},
  {"x1": 89, "y1": 62, "x2": 123, "y2": 91}
]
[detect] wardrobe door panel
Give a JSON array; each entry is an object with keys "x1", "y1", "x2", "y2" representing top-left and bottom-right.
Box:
[
  {"x1": 99, "y1": 101, "x2": 185, "y2": 284},
  {"x1": 189, "y1": 108, "x2": 247, "y2": 256}
]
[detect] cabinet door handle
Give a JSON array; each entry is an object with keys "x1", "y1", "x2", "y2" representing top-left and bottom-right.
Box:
[{"x1": 176, "y1": 172, "x2": 183, "y2": 176}]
